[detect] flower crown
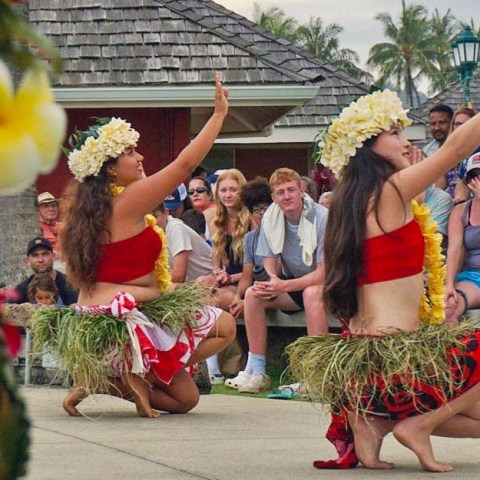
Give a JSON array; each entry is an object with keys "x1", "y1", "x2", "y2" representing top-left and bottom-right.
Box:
[
  {"x1": 315, "y1": 89, "x2": 412, "y2": 178},
  {"x1": 66, "y1": 117, "x2": 139, "y2": 182}
]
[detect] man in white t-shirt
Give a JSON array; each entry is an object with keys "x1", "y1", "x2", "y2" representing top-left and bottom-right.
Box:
[{"x1": 153, "y1": 203, "x2": 212, "y2": 283}]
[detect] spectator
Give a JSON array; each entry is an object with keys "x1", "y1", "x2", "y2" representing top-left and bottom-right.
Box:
[
  {"x1": 181, "y1": 209, "x2": 209, "y2": 242},
  {"x1": 310, "y1": 164, "x2": 336, "y2": 195},
  {"x1": 449, "y1": 107, "x2": 479, "y2": 203},
  {"x1": 301, "y1": 175, "x2": 319, "y2": 202},
  {"x1": 187, "y1": 176, "x2": 216, "y2": 238},
  {"x1": 197, "y1": 168, "x2": 251, "y2": 384},
  {"x1": 164, "y1": 184, "x2": 192, "y2": 218},
  {"x1": 10, "y1": 236, "x2": 77, "y2": 305},
  {"x1": 36, "y1": 192, "x2": 62, "y2": 260},
  {"x1": 318, "y1": 191, "x2": 332, "y2": 209},
  {"x1": 445, "y1": 153, "x2": 480, "y2": 325},
  {"x1": 191, "y1": 165, "x2": 209, "y2": 179},
  {"x1": 228, "y1": 177, "x2": 272, "y2": 321},
  {"x1": 27, "y1": 273, "x2": 59, "y2": 305},
  {"x1": 153, "y1": 203, "x2": 213, "y2": 283},
  {"x1": 238, "y1": 168, "x2": 328, "y2": 394},
  {"x1": 422, "y1": 104, "x2": 454, "y2": 159}
]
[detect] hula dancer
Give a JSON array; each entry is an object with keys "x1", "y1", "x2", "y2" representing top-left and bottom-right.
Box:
[
  {"x1": 288, "y1": 90, "x2": 480, "y2": 472},
  {"x1": 34, "y1": 74, "x2": 235, "y2": 418}
]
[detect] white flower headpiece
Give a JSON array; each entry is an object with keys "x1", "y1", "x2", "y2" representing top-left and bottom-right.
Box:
[
  {"x1": 67, "y1": 117, "x2": 140, "y2": 182},
  {"x1": 316, "y1": 90, "x2": 412, "y2": 179}
]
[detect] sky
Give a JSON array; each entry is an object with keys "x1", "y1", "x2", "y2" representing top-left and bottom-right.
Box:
[{"x1": 214, "y1": 0, "x2": 478, "y2": 71}]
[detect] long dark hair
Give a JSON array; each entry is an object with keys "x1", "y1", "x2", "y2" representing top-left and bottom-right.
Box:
[
  {"x1": 323, "y1": 138, "x2": 402, "y2": 319},
  {"x1": 60, "y1": 160, "x2": 115, "y2": 290}
]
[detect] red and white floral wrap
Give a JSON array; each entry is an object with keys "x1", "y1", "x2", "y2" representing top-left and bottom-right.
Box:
[{"x1": 75, "y1": 292, "x2": 221, "y2": 384}]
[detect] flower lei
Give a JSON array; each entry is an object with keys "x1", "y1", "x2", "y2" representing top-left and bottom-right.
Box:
[
  {"x1": 412, "y1": 200, "x2": 446, "y2": 325},
  {"x1": 67, "y1": 118, "x2": 139, "y2": 183},
  {"x1": 315, "y1": 90, "x2": 412, "y2": 179},
  {"x1": 110, "y1": 184, "x2": 172, "y2": 293}
]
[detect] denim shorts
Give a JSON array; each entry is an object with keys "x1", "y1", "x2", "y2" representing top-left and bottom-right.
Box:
[{"x1": 456, "y1": 270, "x2": 480, "y2": 289}]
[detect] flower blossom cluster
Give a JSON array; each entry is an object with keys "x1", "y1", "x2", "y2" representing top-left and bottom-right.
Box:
[
  {"x1": 318, "y1": 89, "x2": 412, "y2": 178},
  {"x1": 68, "y1": 118, "x2": 139, "y2": 182}
]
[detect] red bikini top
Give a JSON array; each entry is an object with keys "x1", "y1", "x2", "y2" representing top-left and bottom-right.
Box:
[
  {"x1": 357, "y1": 219, "x2": 424, "y2": 285},
  {"x1": 96, "y1": 226, "x2": 162, "y2": 283}
]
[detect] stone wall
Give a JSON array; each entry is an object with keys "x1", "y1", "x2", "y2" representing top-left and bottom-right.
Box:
[{"x1": 0, "y1": 188, "x2": 41, "y2": 287}]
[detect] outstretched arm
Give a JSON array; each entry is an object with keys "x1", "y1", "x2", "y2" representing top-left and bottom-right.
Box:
[{"x1": 115, "y1": 73, "x2": 229, "y2": 218}]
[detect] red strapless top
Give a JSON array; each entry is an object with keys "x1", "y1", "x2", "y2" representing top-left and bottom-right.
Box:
[
  {"x1": 96, "y1": 226, "x2": 162, "y2": 283},
  {"x1": 357, "y1": 219, "x2": 424, "y2": 285}
]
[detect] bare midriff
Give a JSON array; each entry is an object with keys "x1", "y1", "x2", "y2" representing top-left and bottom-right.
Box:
[{"x1": 349, "y1": 272, "x2": 423, "y2": 335}]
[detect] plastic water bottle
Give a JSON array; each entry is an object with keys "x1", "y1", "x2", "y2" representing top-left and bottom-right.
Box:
[{"x1": 252, "y1": 264, "x2": 270, "y2": 282}]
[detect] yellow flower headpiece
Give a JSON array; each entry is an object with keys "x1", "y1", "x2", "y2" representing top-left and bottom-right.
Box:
[
  {"x1": 67, "y1": 117, "x2": 139, "y2": 182},
  {"x1": 316, "y1": 90, "x2": 412, "y2": 178}
]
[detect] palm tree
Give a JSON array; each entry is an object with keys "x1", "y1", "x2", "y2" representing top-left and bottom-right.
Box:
[
  {"x1": 252, "y1": 2, "x2": 297, "y2": 42},
  {"x1": 427, "y1": 8, "x2": 459, "y2": 94},
  {"x1": 367, "y1": 0, "x2": 435, "y2": 107}
]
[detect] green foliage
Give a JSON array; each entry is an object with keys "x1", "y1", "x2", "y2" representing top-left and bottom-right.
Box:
[{"x1": 62, "y1": 117, "x2": 111, "y2": 156}]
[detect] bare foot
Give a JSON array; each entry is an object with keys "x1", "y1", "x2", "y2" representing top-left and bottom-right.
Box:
[
  {"x1": 393, "y1": 417, "x2": 453, "y2": 472},
  {"x1": 62, "y1": 387, "x2": 87, "y2": 417},
  {"x1": 134, "y1": 396, "x2": 161, "y2": 418},
  {"x1": 348, "y1": 413, "x2": 395, "y2": 469}
]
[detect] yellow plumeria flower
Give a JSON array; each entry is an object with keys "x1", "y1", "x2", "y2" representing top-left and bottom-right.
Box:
[{"x1": 0, "y1": 61, "x2": 66, "y2": 195}]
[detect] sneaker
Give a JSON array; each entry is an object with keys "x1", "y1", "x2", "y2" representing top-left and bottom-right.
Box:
[
  {"x1": 238, "y1": 373, "x2": 271, "y2": 394},
  {"x1": 224, "y1": 371, "x2": 251, "y2": 390},
  {"x1": 209, "y1": 374, "x2": 225, "y2": 385}
]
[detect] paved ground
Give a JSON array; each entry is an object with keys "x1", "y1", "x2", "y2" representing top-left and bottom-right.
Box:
[{"x1": 22, "y1": 386, "x2": 479, "y2": 480}]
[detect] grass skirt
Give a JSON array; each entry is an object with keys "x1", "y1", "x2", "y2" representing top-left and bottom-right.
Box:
[
  {"x1": 287, "y1": 321, "x2": 480, "y2": 418},
  {"x1": 32, "y1": 284, "x2": 216, "y2": 393}
]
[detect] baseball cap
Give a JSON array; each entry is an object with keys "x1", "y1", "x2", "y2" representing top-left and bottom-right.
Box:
[
  {"x1": 27, "y1": 236, "x2": 53, "y2": 256},
  {"x1": 465, "y1": 153, "x2": 480, "y2": 175},
  {"x1": 37, "y1": 192, "x2": 59, "y2": 206},
  {"x1": 164, "y1": 184, "x2": 187, "y2": 211}
]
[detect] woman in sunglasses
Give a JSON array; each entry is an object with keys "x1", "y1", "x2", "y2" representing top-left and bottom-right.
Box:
[
  {"x1": 446, "y1": 152, "x2": 480, "y2": 324},
  {"x1": 187, "y1": 177, "x2": 216, "y2": 238}
]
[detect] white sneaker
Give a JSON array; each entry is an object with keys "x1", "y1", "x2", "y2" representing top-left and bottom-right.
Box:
[
  {"x1": 238, "y1": 373, "x2": 271, "y2": 394},
  {"x1": 209, "y1": 374, "x2": 225, "y2": 385},
  {"x1": 224, "y1": 371, "x2": 251, "y2": 390}
]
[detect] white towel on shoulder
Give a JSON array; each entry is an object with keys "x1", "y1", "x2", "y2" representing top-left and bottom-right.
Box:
[{"x1": 262, "y1": 194, "x2": 318, "y2": 267}]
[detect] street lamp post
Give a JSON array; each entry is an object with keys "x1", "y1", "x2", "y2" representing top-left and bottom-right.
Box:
[{"x1": 451, "y1": 26, "x2": 480, "y2": 108}]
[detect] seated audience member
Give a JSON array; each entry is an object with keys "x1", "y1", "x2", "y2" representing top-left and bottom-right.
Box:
[
  {"x1": 300, "y1": 175, "x2": 319, "y2": 202},
  {"x1": 181, "y1": 209, "x2": 211, "y2": 244},
  {"x1": 27, "y1": 273, "x2": 59, "y2": 306},
  {"x1": 197, "y1": 169, "x2": 251, "y2": 384},
  {"x1": 164, "y1": 184, "x2": 192, "y2": 218},
  {"x1": 10, "y1": 237, "x2": 77, "y2": 305},
  {"x1": 318, "y1": 191, "x2": 332, "y2": 209},
  {"x1": 187, "y1": 176, "x2": 216, "y2": 238},
  {"x1": 445, "y1": 153, "x2": 480, "y2": 324},
  {"x1": 153, "y1": 203, "x2": 212, "y2": 283},
  {"x1": 228, "y1": 177, "x2": 272, "y2": 320},
  {"x1": 36, "y1": 192, "x2": 62, "y2": 260},
  {"x1": 191, "y1": 165, "x2": 209, "y2": 179},
  {"x1": 239, "y1": 168, "x2": 328, "y2": 393}
]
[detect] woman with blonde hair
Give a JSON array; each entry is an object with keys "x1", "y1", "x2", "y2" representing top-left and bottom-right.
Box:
[
  {"x1": 33, "y1": 74, "x2": 236, "y2": 418},
  {"x1": 197, "y1": 168, "x2": 251, "y2": 383}
]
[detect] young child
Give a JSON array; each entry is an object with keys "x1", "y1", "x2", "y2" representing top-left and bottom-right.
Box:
[{"x1": 27, "y1": 274, "x2": 58, "y2": 305}]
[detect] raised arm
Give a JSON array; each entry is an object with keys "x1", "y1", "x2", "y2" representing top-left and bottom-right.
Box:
[
  {"x1": 390, "y1": 114, "x2": 480, "y2": 203},
  {"x1": 115, "y1": 73, "x2": 229, "y2": 218}
]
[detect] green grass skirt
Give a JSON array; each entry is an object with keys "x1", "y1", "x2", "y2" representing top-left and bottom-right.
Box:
[
  {"x1": 287, "y1": 321, "x2": 480, "y2": 416},
  {"x1": 31, "y1": 284, "x2": 212, "y2": 393}
]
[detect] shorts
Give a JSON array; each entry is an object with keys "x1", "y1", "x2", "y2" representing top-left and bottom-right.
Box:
[{"x1": 456, "y1": 270, "x2": 480, "y2": 289}]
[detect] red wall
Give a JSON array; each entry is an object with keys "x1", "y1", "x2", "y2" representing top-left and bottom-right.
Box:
[
  {"x1": 36, "y1": 108, "x2": 190, "y2": 198},
  {"x1": 235, "y1": 147, "x2": 309, "y2": 180}
]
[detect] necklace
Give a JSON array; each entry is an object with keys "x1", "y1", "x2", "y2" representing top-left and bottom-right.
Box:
[{"x1": 412, "y1": 200, "x2": 446, "y2": 325}]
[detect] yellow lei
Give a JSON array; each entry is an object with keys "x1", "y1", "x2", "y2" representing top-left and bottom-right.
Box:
[
  {"x1": 110, "y1": 184, "x2": 172, "y2": 293},
  {"x1": 412, "y1": 200, "x2": 446, "y2": 325}
]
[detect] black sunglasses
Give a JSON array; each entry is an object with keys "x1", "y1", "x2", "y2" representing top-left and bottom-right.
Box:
[
  {"x1": 188, "y1": 187, "x2": 208, "y2": 195},
  {"x1": 466, "y1": 171, "x2": 480, "y2": 183}
]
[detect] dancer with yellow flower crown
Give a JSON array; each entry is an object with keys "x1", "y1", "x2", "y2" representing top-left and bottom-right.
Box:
[
  {"x1": 288, "y1": 89, "x2": 480, "y2": 472},
  {"x1": 33, "y1": 73, "x2": 235, "y2": 419}
]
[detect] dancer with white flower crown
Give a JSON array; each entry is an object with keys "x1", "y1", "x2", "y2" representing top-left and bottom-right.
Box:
[
  {"x1": 33, "y1": 74, "x2": 235, "y2": 418},
  {"x1": 288, "y1": 90, "x2": 480, "y2": 472}
]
